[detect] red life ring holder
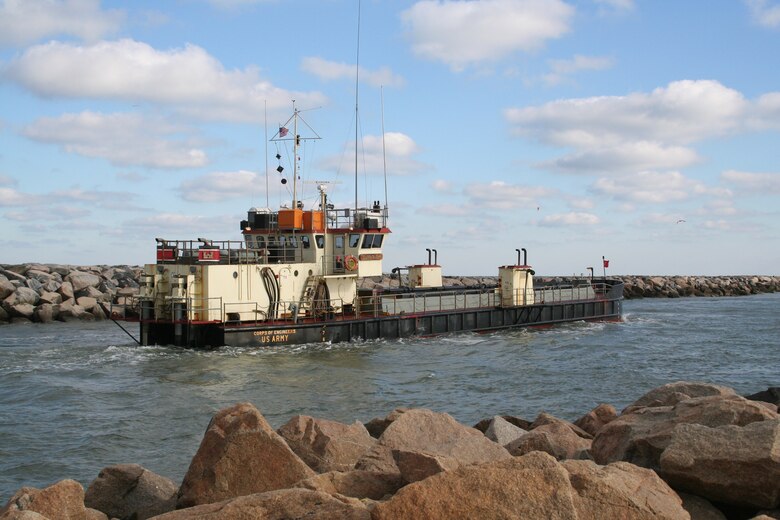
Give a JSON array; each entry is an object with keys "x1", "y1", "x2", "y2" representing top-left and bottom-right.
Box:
[{"x1": 344, "y1": 255, "x2": 359, "y2": 271}]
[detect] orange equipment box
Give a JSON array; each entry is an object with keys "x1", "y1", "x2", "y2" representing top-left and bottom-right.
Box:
[{"x1": 278, "y1": 209, "x2": 303, "y2": 230}]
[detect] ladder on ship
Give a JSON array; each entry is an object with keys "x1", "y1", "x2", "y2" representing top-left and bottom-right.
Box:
[{"x1": 298, "y1": 275, "x2": 323, "y2": 316}]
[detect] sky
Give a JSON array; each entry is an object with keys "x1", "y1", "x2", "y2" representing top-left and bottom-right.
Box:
[{"x1": 1, "y1": 0, "x2": 780, "y2": 276}]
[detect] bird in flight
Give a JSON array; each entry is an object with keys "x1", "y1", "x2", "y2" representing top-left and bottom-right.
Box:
[{"x1": 676, "y1": 219, "x2": 686, "y2": 224}]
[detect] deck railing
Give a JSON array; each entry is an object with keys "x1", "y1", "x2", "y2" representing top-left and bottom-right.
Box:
[
  {"x1": 111, "y1": 280, "x2": 622, "y2": 325},
  {"x1": 154, "y1": 239, "x2": 305, "y2": 266}
]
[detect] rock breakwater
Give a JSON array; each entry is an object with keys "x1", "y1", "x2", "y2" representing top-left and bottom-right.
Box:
[
  {"x1": 376, "y1": 274, "x2": 780, "y2": 299},
  {"x1": 615, "y1": 275, "x2": 780, "y2": 299},
  {"x1": 0, "y1": 264, "x2": 142, "y2": 325},
  {"x1": 2, "y1": 381, "x2": 778, "y2": 519},
  {"x1": 2, "y1": 263, "x2": 779, "y2": 326}
]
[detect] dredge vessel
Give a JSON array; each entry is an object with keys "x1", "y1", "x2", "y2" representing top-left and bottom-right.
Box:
[{"x1": 111, "y1": 109, "x2": 623, "y2": 348}]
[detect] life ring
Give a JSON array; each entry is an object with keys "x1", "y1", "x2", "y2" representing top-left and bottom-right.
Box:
[{"x1": 344, "y1": 255, "x2": 359, "y2": 271}]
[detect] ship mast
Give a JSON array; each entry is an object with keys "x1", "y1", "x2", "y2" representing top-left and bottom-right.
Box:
[
  {"x1": 273, "y1": 102, "x2": 320, "y2": 210},
  {"x1": 354, "y1": 0, "x2": 361, "y2": 217},
  {"x1": 293, "y1": 102, "x2": 299, "y2": 209}
]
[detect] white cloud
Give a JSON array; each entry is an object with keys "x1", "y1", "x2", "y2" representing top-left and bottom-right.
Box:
[
  {"x1": 206, "y1": 0, "x2": 275, "y2": 8},
  {"x1": 23, "y1": 111, "x2": 208, "y2": 169},
  {"x1": 591, "y1": 171, "x2": 720, "y2": 204},
  {"x1": 319, "y1": 132, "x2": 428, "y2": 176},
  {"x1": 507, "y1": 80, "x2": 746, "y2": 147},
  {"x1": 0, "y1": 0, "x2": 123, "y2": 47},
  {"x1": 697, "y1": 199, "x2": 738, "y2": 217},
  {"x1": 745, "y1": 0, "x2": 780, "y2": 28},
  {"x1": 6, "y1": 205, "x2": 91, "y2": 221},
  {"x1": 180, "y1": 170, "x2": 264, "y2": 202},
  {"x1": 0, "y1": 187, "x2": 39, "y2": 206},
  {"x1": 539, "y1": 212, "x2": 600, "y2": 227},
  {"x1": 594, "y1": 0, "x2": 635, "y2": 11},
  {"x1": 636, "y1": 213, "x2": 686, "y2": 226},
  {"x1": 57, "y1": 206, "x2": 93, "y2": 219},
  {"x1": 542, "y1": 141, "x2": 699, "y2": 174},
  {"x1": 3, "y1": 39, "x2": 326, "y2": 123},
  {"x1": 0, "y1": 174, "x2": 17, "y2": 187},
  {"x1": 567, "y1": 197, "x2": 595, "y2": 210},
  {"x1": 744, "y1": 92, "x2": 780, "y2": 131},
  {"x1": 542, "y1": 54, "x2": 614, "y2": 85},
  {"x1": 721, "y1": 170, "x2": 780, "y2": 193},
  {"x1": 124, "y1": 212, "x2": 235, "y2": 237},
  {"x1": 3, "y1": 211, "x2": 36, "y2": 222},
  {"x1": 431, "y1": 179, "x2": 454, "y2": 193},
  {"x1": 301, "y1": 57, "x2": 405, "y2": 87},
  {"x1": 116, "y1": 171, "x2": 148, "y2": 183},
  {"x1": 465, "y1": 181, "x2": 556, "y2": 210},
  {"x1": 703, "y1": 219, "x2": 734, "y2": 231},
  {"x1": 401, "y1": 0, "x2": 574, "y2": 71},
  {"x1": 506, "y1": 80, "x2": 748, "y2": 175},
  {"x1": 51, "y1": 187, "x2": 140, "y2": 208},
  {"x1": 1, "y1": 184, "x2": 141, "y2": 217},
  {"x1": 424, "y1": 204, "x2": 471, "y2": 217}
]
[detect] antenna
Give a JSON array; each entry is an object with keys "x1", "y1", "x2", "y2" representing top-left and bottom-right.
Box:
[
  {"x1": 354, "y1": 0, "x2": 361, "y2": 215},
  {"x1": 264, "y1": 99, "x2": 269, "y2": 208},
  {"x1": 381, "y1": 85, "x2": 388, "y2": 210}
]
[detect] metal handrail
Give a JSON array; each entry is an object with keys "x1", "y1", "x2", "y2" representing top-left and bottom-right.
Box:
[
  {"x1": 111, "y1": 280, "x2": 621, "y2": 325},
  {"x1": 154, "y1": 239, "x2": 305, "y2": 266}
]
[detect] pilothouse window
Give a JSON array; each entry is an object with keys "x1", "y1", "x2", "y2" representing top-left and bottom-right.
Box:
[
  {"x1": 349, "y1": 234, "x2": 360, "y2": 248},
  {"x1": 315, "y1": 235, "x2": 325, "y2": 248},
  {"x1": 361, "y1": 234, "x2": 384, "y2": 249},
  {"x1": 302, "y1": 236, "x2": 311, "y2": 249}
]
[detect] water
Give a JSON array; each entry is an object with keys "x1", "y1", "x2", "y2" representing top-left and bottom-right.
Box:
[{"x1": 1, "y1": 294, "x2": 778, "y2": 501}]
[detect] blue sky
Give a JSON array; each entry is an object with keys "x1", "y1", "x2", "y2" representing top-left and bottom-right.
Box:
[{"x1": 1, "y1": 0, "x2": 779, "y2": 276}]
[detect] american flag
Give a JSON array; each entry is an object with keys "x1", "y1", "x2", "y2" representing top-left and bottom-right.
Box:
[{"x1": 279, "y1": 126, "x2": 289, "y2": 137}]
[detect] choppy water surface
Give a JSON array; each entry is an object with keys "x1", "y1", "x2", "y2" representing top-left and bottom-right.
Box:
[{"x1": 1, "y1": 293, "x2": 778, "y2": 500}]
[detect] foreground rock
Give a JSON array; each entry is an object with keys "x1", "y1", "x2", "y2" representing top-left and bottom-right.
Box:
[
  {"x1": 505, "y1": 420, "x2": 591, "y2": 460},
  {"x1": 294, "y1": 470, "x2": 405, "y2": 501},
  {"x1": 574, "y1": 403, "x2": 618, "y2": 436},
  {"x1": 277, "y1": 415, "x2": 376, "y2": 473},
  {"x1": 660, "y1": 419, "x2": 780, "y2": 509},
  {"x1": 0, "y1": 479, "x2": 85, "y2": 520},
  {"x1": 84, "y1": 463, "x2": 176, "y2": 519},
  {"x1": 483, "y1": 415, "x2": 527, "y2": 445},
  {"x1": 154, "y1": 489, "x2": 369, "y2": 520},
  {"x1": 176, "y1": 402, "x2": 315, "y2": 508},
  {"x1": 622, "y1": 381, "x2": 738, "y2": 414},
  {"x1": 371, "y1": 451, "x2": 688, "y2": 519},
  {"x1": 591, "y1": 381, "x2": 780, "y2": 513},
  {"x1": 355, "y1": 408, "x2": 511, "y2": 482},
  {"x1": 746, "y1": 387, "x2": 780, "y2": 407},
  {"x1": 678, "y1": 492, "x2": 728, "y2": 520},
  {"x1": 592, "y1": 393, "x2": 778, "y2": 470},
  {"x1": 5, "y1": 380, "x2": 780, "y2": 519}
]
